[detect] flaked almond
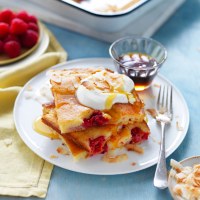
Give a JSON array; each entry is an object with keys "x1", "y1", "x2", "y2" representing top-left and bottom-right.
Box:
[
  {"x1": 175, "y1": 172, "x2": 187, "y2": 183},
  {"x1": 193, "y1": 178, "x2": 200, "y2": 187},
  {"x1": 174, "y1": 185, "x2": 183, "y2": 197},
  {"x1": 94, "y1": 79, "x2": 110, "y2": 91},
  {"x1": 82, "y1": 80, "x2": 95, "y2": 90},
  {"x1": 105, "y1": 68, "x2": 114, "y2": 73}
]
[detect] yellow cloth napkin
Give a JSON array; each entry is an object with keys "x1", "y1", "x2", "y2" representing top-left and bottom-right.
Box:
[{"x1": 0, "y1": 24, "x2": 67, "y2": 198}]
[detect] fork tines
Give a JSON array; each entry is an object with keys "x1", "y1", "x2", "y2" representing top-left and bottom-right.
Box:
[{"x1": 157, "y1": 85, "x2": 173, "y2": 116}]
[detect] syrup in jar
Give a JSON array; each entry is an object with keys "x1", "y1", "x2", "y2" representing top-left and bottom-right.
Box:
[{"x1": 118, "y1": 52, "x2": 158, "y2": 91}]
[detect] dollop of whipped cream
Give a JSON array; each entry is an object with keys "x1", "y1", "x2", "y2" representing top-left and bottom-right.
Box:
[{"x1": 76, "y1": 70, "x2": 135, "y2": 110}]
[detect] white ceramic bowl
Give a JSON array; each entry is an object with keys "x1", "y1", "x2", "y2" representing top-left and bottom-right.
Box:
[{"x1": 168, "y1": 156, "x2": 200, "y2": 200}]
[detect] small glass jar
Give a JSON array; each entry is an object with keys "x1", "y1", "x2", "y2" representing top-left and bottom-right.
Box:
[{"x1": 109, "y1": 36, "x2": 167, "y2": 91}]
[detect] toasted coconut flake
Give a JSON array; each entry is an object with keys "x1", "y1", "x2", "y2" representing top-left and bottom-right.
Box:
[
  {"x1": 50, "y1": 155, "x2": 58, "y2": 159},
  {"x1": 170, "y1": 159, "x2": 183, "y2": 173},
  {"x1": 146, "y1": 108, "x2": 157, "y2": 119},
  {"x1": 102, "y1": 153, "x2": 128, "y2": 163},
  {"x1": 131, "y1": 162, "x2": 136, "y2": 166},
  {"x1": 176, "y1": 121, "x2": 184, "y2": 131},
  {"x1": 176, "y1": 172, "x2": 187, "y2": 183},
  {"x1": 125, "y1": 144, "x2": 144, "y2": 154},
  {"x1": 153, "y1": 84, "x2": 160, "y2": 88},
  {"x1": 174, "y1": 185, "x2": 183, "y2": 196}
]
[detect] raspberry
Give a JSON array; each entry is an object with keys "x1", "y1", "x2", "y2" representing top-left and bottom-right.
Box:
[
  {"x1": 131, "y1": 128, "x2": 149, "y2": 143},
  {"x1": 0, "y1": 40, "x2": 4, "y2": 53},
  {"x1": 29, "y1": 15, "x2": 37, "y2": 24},
  {"x1": 4, "y1": 41, "x2": 21, "y2": 58},
  {"x1": 89, "y1": 136, "x2": 105, "y2": 155},
  {"x1": 0, "y1": 9, "x2": 15, "y2": 24},
  {"x1": 0, "y1": 22, "x2": 9, "y2": 38},
  {"x1": 10, "y1": 18, "x2": 28, "y2": 35},
  {"x1": 28, "y1": 22, "x2": 39, "y2": 32},
  {"x1": 83, "y1": 111, "x2": 108, "y2": 128},
  {"x1": 16, "y1": 11, "x2": 29, "y2": 22},
  {"x1": 21, "y1": 30, "x2": 38, "y2": 48},
  {"x1": 3, "y1": 34, "x2": 20, "y2": 43}
]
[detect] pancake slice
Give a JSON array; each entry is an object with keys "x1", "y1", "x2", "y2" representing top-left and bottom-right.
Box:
[
  {"x1": 68, "y1": 125, "x2": 117, "y2": 156},
  {"x1": 107, "y1": 121, "x2": 150, "y2": 150},
  {"x1": 59, "y1": 134, "x2": 88, "y2": 161}
]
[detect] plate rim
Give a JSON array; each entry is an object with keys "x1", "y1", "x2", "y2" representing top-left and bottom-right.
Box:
[{"x1": 13, "y1": 58, "x2": 190, "y2": 175}]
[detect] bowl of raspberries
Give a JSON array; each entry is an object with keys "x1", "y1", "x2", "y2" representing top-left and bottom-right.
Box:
[{"x1": 0, "y1": 9, "x2": 40, "y2": 64}]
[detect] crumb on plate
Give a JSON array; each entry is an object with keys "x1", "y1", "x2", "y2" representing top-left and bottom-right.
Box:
[
  {"x1": 146, "y1": 108, "x2": 157, "y2": 119},
  {"x1": 50, "y1": 154, "x2": 58, "y2": 159},
  {"x1": 176, "y1": 121, "x2": 184, "y2": 131},
  {"x1": 150, "y1": 135, "x2": 160, "y2": 145},
  {"x1": 102, "y1": 153, "x2": 128, "y2": 163},
  {"x1": 153, "y1": 84, "x2": 160, "y2": 88},
  {"x1": 131, "y1": 162, "x2": 136, "y2": 166},
  {"x1": 56, "y1": 146, "x2": 70, "y2": 156},
  {"x1": 125, "y1": 144, "x2": 144, "y2": 154}
]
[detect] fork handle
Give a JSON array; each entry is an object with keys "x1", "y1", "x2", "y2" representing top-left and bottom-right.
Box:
[{"x1": 153, "y1": 121, "x2": 168, "y2": 189}]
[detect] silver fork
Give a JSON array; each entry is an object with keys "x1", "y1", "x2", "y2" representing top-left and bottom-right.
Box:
[{"x1": 153, "y1": 85, "x2": 173, "y2": 189}]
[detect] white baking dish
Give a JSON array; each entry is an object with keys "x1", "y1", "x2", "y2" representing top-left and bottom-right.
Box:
[
  {"x1": 0, "y1": 0, "x2": 185, "y2": 41},
  {"x1": 27, "y1": 0, "x2": 163, "y2": 32}
]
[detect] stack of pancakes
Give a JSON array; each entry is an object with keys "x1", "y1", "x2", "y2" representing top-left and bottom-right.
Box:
[{"x1": 42, "y1": 68, "x2": 150, "y2": 160}]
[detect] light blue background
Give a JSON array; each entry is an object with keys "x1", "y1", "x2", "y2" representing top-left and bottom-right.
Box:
[{"x1": 2, "y1": 0, "x2": 200, "y2": 199}]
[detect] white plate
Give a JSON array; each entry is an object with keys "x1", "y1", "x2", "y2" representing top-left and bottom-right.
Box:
[
  {"x1": 0, "y1": 24, "x2": 49, "y2": 70},
  {"x1": 168, "y1": 156, "x2": 200, "y2": 200},
  {"x1": 14, "y1": 58, "x2": 189, "y2": 175}
]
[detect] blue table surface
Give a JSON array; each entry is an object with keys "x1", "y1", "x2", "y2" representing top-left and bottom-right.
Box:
[{"x1": 2, "y1": 0, "x2": 200, "y2": 199}]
